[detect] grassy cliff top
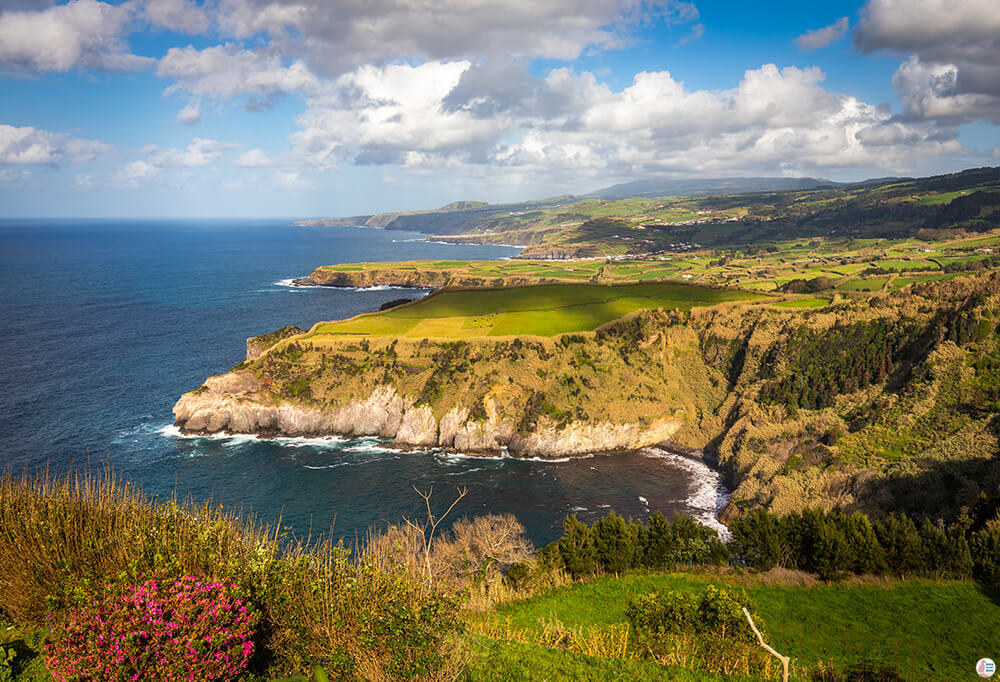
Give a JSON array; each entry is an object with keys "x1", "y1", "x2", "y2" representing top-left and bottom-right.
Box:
[{"x1": 309, "y1": 281, "x2": 764, "y2": 339}]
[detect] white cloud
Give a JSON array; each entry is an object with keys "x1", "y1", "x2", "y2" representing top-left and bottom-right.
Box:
[
  {"x1": 674, "y1": 23, "x2": 704, "y2": 48},
  {"x1": 794, "y1": 17, "x2": 848, "y2": 51},
  {"x1": 855, "y1": 0, "x2": 1000, "y2": 123},
  {"x1": 234, "y1": 149, "x2": 272, "y2": 167},
  {"x1": 0, "y1": 123, "x2": 108, "y2": 165},
  {"x1": 215, "y1": 0, "x2": 700, "y2": 76},
  {"x1": 141, "y1": 0, "x2": 210, "y2": 34},
  {"x1": 274, "y1": 170, "x2": 311, "y2": 188},
  {"x1": 148, "y1": 138, "x2": 239, "y2": 167},
  {"x1": 114, "y1": 159, "x2": 159, "y2": 187},
  {"x1": 0, "y1": 168, "x2": 30, "y2": 184},
  {"x1": 0, "y1": 0, "x2": 153, "y2": 72},
  {"x1": 289, "y1": 60, "x2": 964, "y2": 182},
  {"x1": 73, "y1": 173, "x2": 93, "y2": 187},
  {"x1": 157, "y1": 44, "x2": 318, "y2": 103},
  {"x1": 176, "y1": 102, "x2": 201, "y2": 125}
]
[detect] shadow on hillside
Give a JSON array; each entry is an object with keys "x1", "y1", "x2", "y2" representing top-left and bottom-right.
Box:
[
  {"x1": 853, "y1": 451, "x2": 1000, "y2": 522},
  {"x1": 977, "y1": 582, "x2": 1000, "y2": 609}
]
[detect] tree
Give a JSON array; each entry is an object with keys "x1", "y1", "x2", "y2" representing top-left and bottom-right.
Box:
[
  {"x1": 838, "y1": 512, "x2": 887, "y2": 575},
  {"x1": 642, "y1": 511, "x2": 677, "y2": 569},
  {"x1": 730, "y1": 509, "x2": 785, "y2": 570},
  {"x1": 592, "y1": 511, "x2": 637, "y2": 573},
  {"x1": 876, "y1": 514, "x2": 925, "y2": 577},
  {"x1": 558, "y1": 515, "x2": 598, "y2": 578}
]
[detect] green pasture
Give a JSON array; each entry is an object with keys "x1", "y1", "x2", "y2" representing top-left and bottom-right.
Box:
[
  {"x1": 311, "y1": 282, "x2": 763, "y2": 339},
  {"x1": 480, "y1": 572, "x2": 999, "y2": 681},
  {"x1": 772, "y1": 298, "x2": 829, "y2": 309}
]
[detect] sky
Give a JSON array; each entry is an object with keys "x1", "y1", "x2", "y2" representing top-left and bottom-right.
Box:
[{"x1": 0, "y1": 0, "x2": 998, "y2": 217}]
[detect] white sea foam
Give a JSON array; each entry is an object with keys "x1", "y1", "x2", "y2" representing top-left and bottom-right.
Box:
[
  {"x1": 160, "y1": 425, "x2": 352, "y2": 449},
  {"x1": 273, "y1": 279, "x2": 421, "y2": 292},
  {"x1": 446, "y1": 466, "x2": 488, "y2": 476},
  {"x1": 641, "y1": 447, "x2": 732, "y2": 539}
]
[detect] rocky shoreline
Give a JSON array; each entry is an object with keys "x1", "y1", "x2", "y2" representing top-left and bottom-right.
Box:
[
  {"x1": 290, "y1": 267, "x2": 574, "y2": 289},
  {"x1": 172, "y1": 374, "x2": 683, "y2": 460}
]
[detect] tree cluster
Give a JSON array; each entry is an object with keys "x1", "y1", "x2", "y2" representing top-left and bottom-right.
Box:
[
  {"x1": 758, "y1": 319, "x2": 920, "y2": 409},
  {"x1": 729, "y1": 507, "x2": 1000, "y2": 584},
  {"x1": 536, "y1": 511, "x2": 729, "y2": 579}
]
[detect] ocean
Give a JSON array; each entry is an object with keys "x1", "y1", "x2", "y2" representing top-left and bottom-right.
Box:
[{"x1": 0, "y1": 219, "x2": 728, "y2": 546}]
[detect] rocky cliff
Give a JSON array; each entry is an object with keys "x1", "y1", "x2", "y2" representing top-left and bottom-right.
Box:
[
  {"x1": 173, "y1": 375, "x2": 681, "y2": 458},
  {"x1": 175, "y1": 273, "x2": 1000, "y2": 522},
  {"x1": 294, "y1": 267, "x2": 572, "y2": 289}
]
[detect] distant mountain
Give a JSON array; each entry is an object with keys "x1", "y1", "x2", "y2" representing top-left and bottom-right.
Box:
[{"x1": 583, "y1": 176, "x2": 839, "y2": 200}]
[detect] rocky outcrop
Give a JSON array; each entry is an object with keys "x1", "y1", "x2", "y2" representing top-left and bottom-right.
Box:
[
  {"x1": 245, "y1": 325, "x2": 305, "y2": 361},
  {"x1": 173, "y1": 374, "x2": 681, "y2": 458},
  {"x1": 293, "y1": 267, "x2": 569, "y2": 290}
]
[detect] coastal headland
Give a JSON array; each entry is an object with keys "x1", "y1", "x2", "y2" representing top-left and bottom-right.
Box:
[{"x1": 179, "y1": 170, "x2": 1000, "y2": 521}]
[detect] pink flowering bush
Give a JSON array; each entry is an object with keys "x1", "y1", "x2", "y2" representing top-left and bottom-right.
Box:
[{"x1": 44, "y1": 575, "x2": 258, "y2": 681}]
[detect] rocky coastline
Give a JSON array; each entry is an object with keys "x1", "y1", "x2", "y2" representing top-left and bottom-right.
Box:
[
  {"x1": 291, "y1": 267, "x2": 572, "y2": 289},
  {"x1": 172, "y1": 373, "x2": 683, "y2": 460}
]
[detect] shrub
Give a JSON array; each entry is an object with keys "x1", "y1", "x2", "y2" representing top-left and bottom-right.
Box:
[
  {"x1": 0, "y1": 469, "x2": 467, "y2": 680},
  {"x1": 626, "y1": 586, "x2": 771, "y2": 676},
  {"x1": 44, "y1": 576, "x2": 258, "y2": 682}
]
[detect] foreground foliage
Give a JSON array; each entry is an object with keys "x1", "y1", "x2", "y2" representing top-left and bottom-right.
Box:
[
  {"x1": 0, "y1": 469, "x2": 464, "y2": 680},
  {"x1": 44, "y1": 576, "x2": 257, "y2": 681}
]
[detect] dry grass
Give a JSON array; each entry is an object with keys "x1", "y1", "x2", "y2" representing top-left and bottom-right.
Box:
[
  {"x1": 0, "y1": 466, "x2": 467, "y2": 680},
  {"x1": 0, "y1": 465, "x2": 282, "y2": 624}
]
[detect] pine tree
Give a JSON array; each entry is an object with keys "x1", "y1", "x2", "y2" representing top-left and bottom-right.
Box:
[
  {"x1": 591, "y1": 511, "x2": 636, "y2": 573},
  {"x1": 558, "y1": 515, "x2": 598, "y2": 578},
  {"x1": 642, "y1": 511, "x2": 677, "y2": 569}
]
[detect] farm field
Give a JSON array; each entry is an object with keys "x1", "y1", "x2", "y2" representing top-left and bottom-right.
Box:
[
  {"x1": 470, "y1": 572, "x2": 1000, "y2": 681},
  {"x1": 316, "y1": 226, "x2": 1000, "y2": 295},
  {"x1": 310, "y1": 282, "x2": 763, "y2": 339}
]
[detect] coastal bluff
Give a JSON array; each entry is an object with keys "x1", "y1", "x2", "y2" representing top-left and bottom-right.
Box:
[
  {"x1": 292, "y1": 265, "x2": 571, "y2": 289},
  {"x1": 173, "y1": 374, "x2": 682, "y2": 459}
]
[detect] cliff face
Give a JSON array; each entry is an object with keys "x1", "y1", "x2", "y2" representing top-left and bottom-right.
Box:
[
  {"x1": 173, "y1": 377, "x2": 681, "y2": 458},
  {"x1": 297, "y1": 267, "x2": 571, "y2": 289}
]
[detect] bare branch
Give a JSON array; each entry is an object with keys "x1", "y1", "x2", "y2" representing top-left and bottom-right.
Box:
[{"x1": 742, "y1": 607, "x2": 789, "y2": 682}]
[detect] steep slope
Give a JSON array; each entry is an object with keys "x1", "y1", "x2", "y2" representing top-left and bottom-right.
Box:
[{"x1": 175, "y1": 273, "x2": 1000, "y2": 522}]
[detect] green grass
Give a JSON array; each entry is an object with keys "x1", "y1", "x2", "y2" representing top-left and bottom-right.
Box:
[
  {"x1": 481, "y1": 572, "x2": 1000, "y2": 681},
  {"x1": 462, "y1": 636, "x2": 747, "y2": 681},
  {"x1": 0, "y1": 621, "x2": 48, "y2": 681},
  {"x1": 772, "y1": 298, "x2": 828, "y2": 309},
  {"x1": 312, "y1": 282, "x2": 764, "y2": 339}
]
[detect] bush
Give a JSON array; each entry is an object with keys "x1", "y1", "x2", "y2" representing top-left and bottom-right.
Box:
[
  {"x1": 0, "y1": 469, "x2": 466, "y2": 680},
  {"x1": 626, "y1": 585, "x2": 757, "y2": 642},
  {"x1": 44, "y1": 576, "x2": 257, "y2": 681},
  {"x1": 626, "y1": 586, "x2": 772, "y2": 676}
]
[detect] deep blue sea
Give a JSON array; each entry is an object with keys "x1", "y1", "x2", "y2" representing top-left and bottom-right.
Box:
[{"x1": 0, "y1": 219, "x2": 727, "y2": 546}]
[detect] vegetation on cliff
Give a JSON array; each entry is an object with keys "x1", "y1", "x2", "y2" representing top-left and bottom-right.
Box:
[{"x1": 180, "y1": 271, "x2": 1000, "y2": 525}]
